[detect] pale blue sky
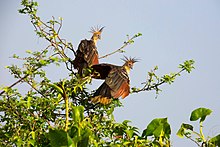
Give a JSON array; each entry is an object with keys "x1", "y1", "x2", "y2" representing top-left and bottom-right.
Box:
[{"x1": 1, "y1": 0, "x2": 220, "y2": 146}]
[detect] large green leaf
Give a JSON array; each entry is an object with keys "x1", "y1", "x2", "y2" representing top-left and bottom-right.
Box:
[
  {"x1": 190, "y1": 107, "x2": 212, "y2": 122},
  {"x1": 176, "y1": 123, "x2": 193, "y2": 138},
  {"x1": 142, "y1": 118, "x2": 171, "y2": 139},
  {"x1": 208, "y1": 134, "x2": 220, "y2": 146},
  {"x1": 49, "y1": 129, "x2": 74, "y2": 147}
]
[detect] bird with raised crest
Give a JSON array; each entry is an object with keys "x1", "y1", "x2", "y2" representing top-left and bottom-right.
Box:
[
  {"x1": 73, "y1": 26, "x2": 104, "y2": 76},
  {"x1": 91, "y1": 56, "x2": 138, "y2": 105}
]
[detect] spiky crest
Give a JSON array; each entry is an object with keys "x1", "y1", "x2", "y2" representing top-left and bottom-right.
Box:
[
  {"x1": 122, "y1": 56, "x2": 139, "y2": 65},
  {"x1": 89, "y1": 26, "x2": 105, "y2": 34},
  {"x1": 89, "y1": 26, "x2": 105, "y2": 44},
  {"x1": 121, "y1": 56, "x2": 138, "y2": 73}
]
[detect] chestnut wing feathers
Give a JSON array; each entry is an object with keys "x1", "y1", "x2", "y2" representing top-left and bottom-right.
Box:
[
  {"x1": 92, "y1": 65, "x2": 130, "y2": 104},
  {"x1": 105, "y1": 67, "x2": 130, "y2": 99}
]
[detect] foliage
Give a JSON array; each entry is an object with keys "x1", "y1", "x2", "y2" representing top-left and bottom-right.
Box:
[
  {"x1": 142, "y1": 118, "x2": 171, "y2": 146},
  {"x1": 177, "y1": 107, "x2": 220, "y2": 146},
  {"x1": 1, "y1": 0, "x2": 217, "y2": 147}
]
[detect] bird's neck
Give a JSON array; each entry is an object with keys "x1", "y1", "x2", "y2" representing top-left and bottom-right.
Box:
[
  {"x1": 124, "y1": 66, "x2": 130, "y2": 74},
  {"x1": 91, "y1": 36, "x2": 98, "y2": 45}
]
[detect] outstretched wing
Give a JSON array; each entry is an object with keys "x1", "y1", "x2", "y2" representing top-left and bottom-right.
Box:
[
  {"x1": 91, "y1": 66, "x2": 130, "y2": 104},
  {"x1": 91, "y1": 82, "x2": 113, "y2": 105},
  {"x1": 91, "y1": 63, "x2": 115, "y2": 79},
  {"x1": 105, "y1": 67, "x2": 130, "y2": 99}
]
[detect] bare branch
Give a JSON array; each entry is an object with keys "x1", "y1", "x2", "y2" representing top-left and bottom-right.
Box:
[{"x1": 99, "y1": 33, "x2": 142, "y2": 59}]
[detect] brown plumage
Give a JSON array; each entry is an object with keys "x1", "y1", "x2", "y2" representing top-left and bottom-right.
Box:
[
  {"x1": 91, "y1": 57, "x2": 138, "y2": 105},
  {"x1": 73, "y1": 26, "x2": 104, "y2": 76}
]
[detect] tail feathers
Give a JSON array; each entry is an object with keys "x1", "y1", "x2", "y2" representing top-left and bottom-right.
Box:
[
  {"x1": 90, "y1": 96, "x2": 112, "y2": 105},
  {"x1": 91, "y1": 82, "x2": 112, "y2": 105},
  {"x1": 94, "y1": 82, "x2": 112, "y2": 97}
]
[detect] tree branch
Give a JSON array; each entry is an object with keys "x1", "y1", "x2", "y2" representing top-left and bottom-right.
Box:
[
  {"x1": 99, "y1": 33, "x2": 142, "y2": 59},
  {"x1": 132, "y1": 68, "x2": 185, "y2": 93}
]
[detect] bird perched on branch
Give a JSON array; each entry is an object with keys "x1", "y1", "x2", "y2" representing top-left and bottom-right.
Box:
[
  {"x1": 91, "y1": 56, "x2": 138, "y2": 105},
  {"x1": 73, "y1": 26, "x2": 104, "y2": 76}
]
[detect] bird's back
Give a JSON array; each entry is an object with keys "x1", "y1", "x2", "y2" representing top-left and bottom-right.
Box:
[{"x1": 73, "y1": 39, "x2": 99, "y2": 74}]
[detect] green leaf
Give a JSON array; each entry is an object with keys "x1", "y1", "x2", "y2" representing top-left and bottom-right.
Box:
[
  {"x1": 208, "y1": 134, "x2": 220, "y2": 146},
  {"x1": 49, "y1": 129, "x2": 74, "y2": 147},
  {"x1": 176, "y1": 123, "x2": 193, "y2": 138},
  {"x1": 142, "y1": 118, "x2": 171, "y2": 139},
  {"x1": 125, "y1": 129, "x2": 134, "y2": 139},
  {"x1": 27, "y1": 96, "x2": 32, "y2": 109},
  {"x1": 69, "y1": 126, "x2": 78, "y2": 138},
  {"x1": 49, "y1": 83, "x2": 63, "y2": 95},
  {"x1": 135, "y1": 33, "x2": 142, "y2": 37},
  {"x1": 28, "y1": 139, "x2": 35, "y2": 146},
  {"x1": 72, "y1": 106, "x2": 84, "y2": 123},
  {"x1": 190, "y1": 107, "x2": 212, "y2": 122},
  {"x1": 122, "y1": 120, "x2": 131, "y2": 126},
  {"x1": 59, "y1": 17, "x2": 63, "y2": 20},
  {"x1": 26, "y1": 50, "x2": 32, "y2": 54},
  {"x1": 39, "y1": 59, "x2": 47, "y2": 66},
  {"x1": 123, "y1": 141, "x2": 131, "y2": 146},
  {"x1": 33, "y1": 1, "x2": 38, "y2": 6},
  {"x1": 30, "y1": 131, "x2": 35, "y2": 140},
  {"x1": 179, "y1": 60, "x2": 195, "y2": 73},
  {"x1": 12, "y1": 54, "x2": 19, "y2": 58},
  {"x1": 78, "y1": 128, "x2": 92, "y2": 147}
]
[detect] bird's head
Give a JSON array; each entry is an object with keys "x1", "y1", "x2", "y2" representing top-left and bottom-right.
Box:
[
  {"x1": 122, "y1": 56, "x2": 139, "y2": 73},
  {"x1": 90, "y1": 26, "x2": 105, "y2": 42}
]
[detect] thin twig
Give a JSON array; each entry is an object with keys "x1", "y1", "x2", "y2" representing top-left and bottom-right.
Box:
[
  {"x1": 133, "y1": 69, "x2": 185, "y2": 93},
  {"x1": 0, "y1": 43, "x2": 52, "y2": 96},
  {"x1": 0, "y1": 67, "x2": 40, "y2": 96},
  {"x1": 23, "y1": 77, "x2": 47, "y2": 98},
  {"x1": 57, "y1": 18, "x2": 62, "y2": 35},
  {"x1": 99, "y1": 34, "x2": 139, "y2": 59},
  {"x1": 185, "y1": 135, "x2": 201, "y2": 146}
]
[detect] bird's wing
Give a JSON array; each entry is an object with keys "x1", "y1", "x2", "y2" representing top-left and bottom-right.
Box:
[
  {"x1": 105, "y1": 67, "x2": 130, "y2": 99},
  {"x1": 91, "y1": 63, "x2": 116, "y2": 79},
  {"x1": 78, "y1": 40, "x2": 99, "y2": 66},
  {"x1": 91, "y1": 82, "x2": 112, "y2": 105}
]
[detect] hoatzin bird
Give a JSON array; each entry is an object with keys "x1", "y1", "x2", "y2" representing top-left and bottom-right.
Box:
[
  {"x1": 91, "y1": 56, "x2": 138, "y2": 105},
  {"x1": 73, "y1": 26, "x2": 104, "y2": 75}
]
